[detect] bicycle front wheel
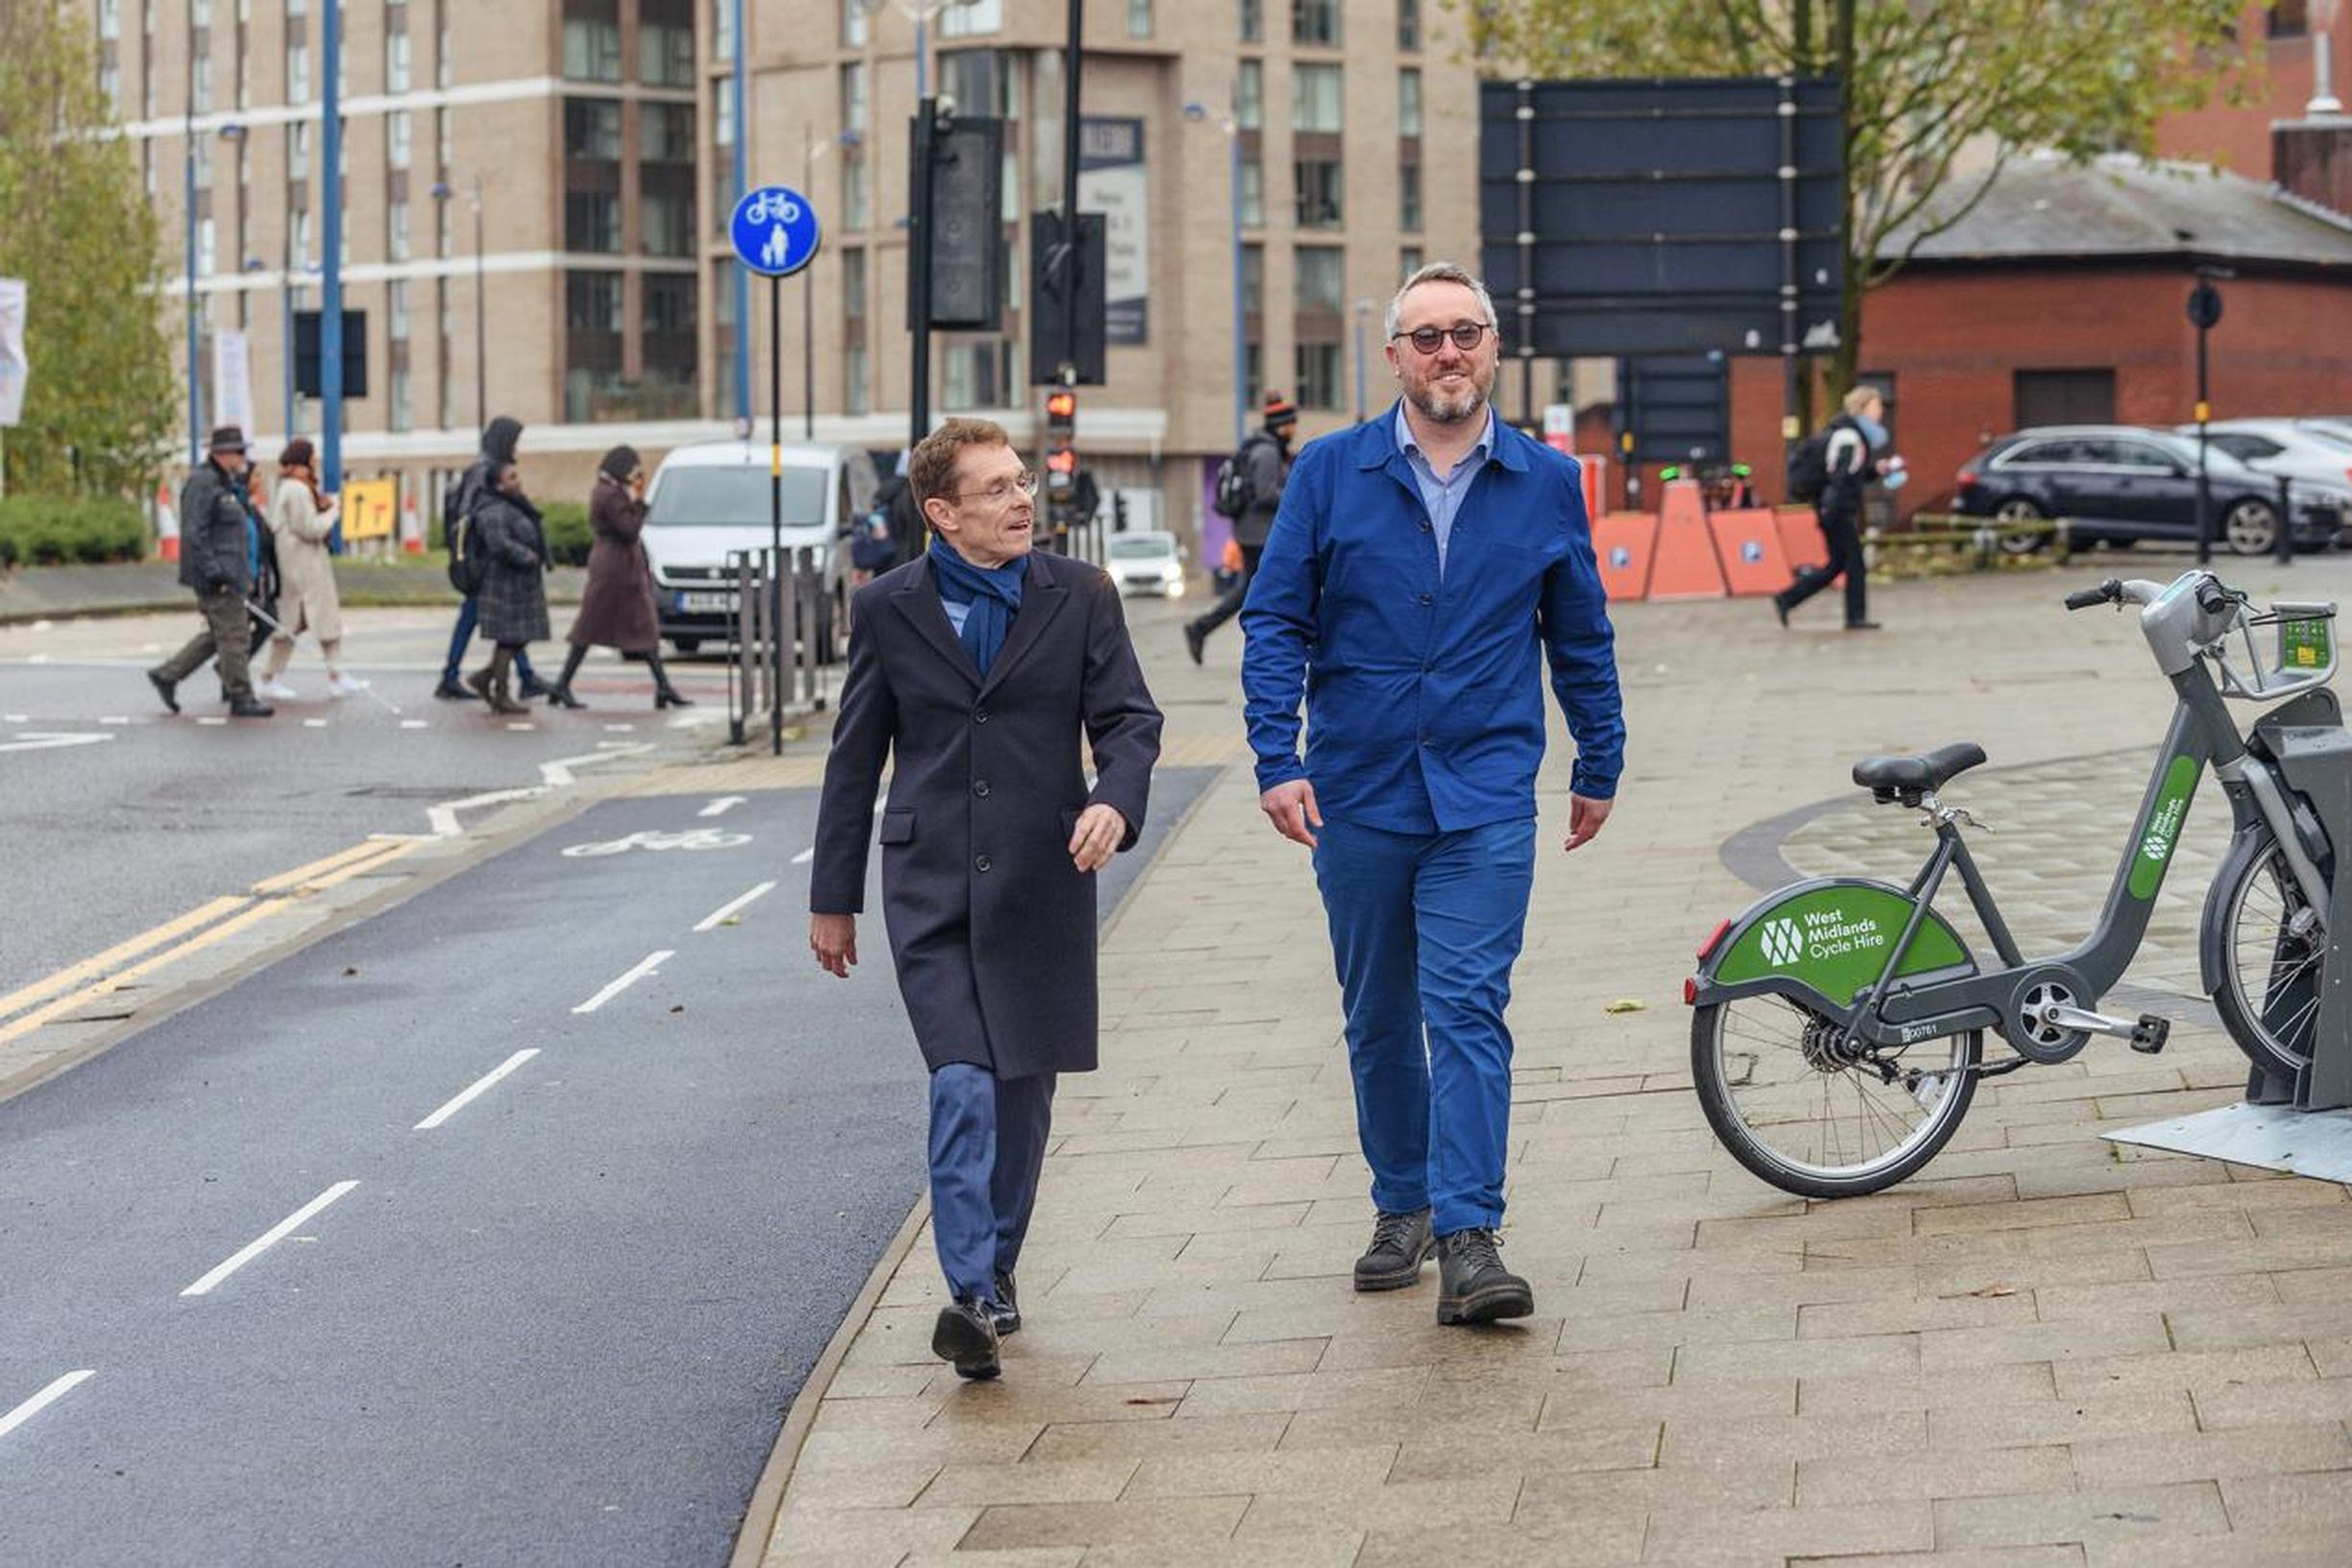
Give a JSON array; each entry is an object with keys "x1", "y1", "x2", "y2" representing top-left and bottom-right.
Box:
[
  {"x1": 1692, "y1": 996, "x2": 1981, "y2": 1198},
  {"x1": 2211, "y1": 825, "x2": 2327, "y2": 1079}
]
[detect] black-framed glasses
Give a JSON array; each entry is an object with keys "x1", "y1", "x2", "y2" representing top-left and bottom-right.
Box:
[
  {"x1": 1392, "y1": 323, "x2": 1491, "y2": 354},
  {"x1": 943, "y1": 470, "x2": 1039, "y2": 505}
]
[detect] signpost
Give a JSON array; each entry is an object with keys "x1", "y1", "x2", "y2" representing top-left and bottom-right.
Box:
[
  {"x1": 729, "y1": 183, "x2": 822, "y2": 757},
  {"x1": 2187, "y1": 273, "x2": 2228, "y2": 567}
]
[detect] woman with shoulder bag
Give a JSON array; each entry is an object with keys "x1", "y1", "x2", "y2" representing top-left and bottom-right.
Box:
[{"x1": 546, "y1": 446, "x2": 692, "y2": 710}]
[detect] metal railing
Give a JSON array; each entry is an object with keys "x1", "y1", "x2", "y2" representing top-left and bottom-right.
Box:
[{"x1": 725, "y1": 545, "x2": 835, "y2": 756}]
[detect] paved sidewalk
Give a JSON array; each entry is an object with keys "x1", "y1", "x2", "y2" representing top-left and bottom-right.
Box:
[
  {"x1": 757, "y1": 559, "x2": 2352, "y2": 1568},
  {"x1": 0, "y1": 559, "x2": 583, "y2": 623}
]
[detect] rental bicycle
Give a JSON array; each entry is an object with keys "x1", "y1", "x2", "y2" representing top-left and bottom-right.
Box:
[{"x1": 1686, "y1": 569, "x2": 2342, "y2": 1196}]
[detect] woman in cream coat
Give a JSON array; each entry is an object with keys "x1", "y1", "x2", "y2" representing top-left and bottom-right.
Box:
[{"x1": 257, "y1": 438, "x2": 367, "y2": 699}]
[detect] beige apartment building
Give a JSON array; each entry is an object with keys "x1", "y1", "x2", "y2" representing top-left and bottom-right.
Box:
[{"x1": 89, "y1": 0, "x2": 1478, "y2": 533}]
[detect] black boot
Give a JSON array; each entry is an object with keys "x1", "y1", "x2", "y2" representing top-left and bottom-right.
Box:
[
  {"x1": 147, "y1": 669, "x2": 181, "y2": 713},
  {"x1": 546, "y1": 645, "x2": 588, "y2": 709},
  {"x1": 434, "y1": 676, "x2": 480, "y2": 701},
  {"x1": 1353, "y1": 1207, "x2": 1435, "y2": 1292},
  {"x1": 1435, "y1": 1228, "x2": 1533, "y2": 1325},
  {"x1": 933, "y1": 1299, "x2": 1001, "y2": 1380},
  {"x1": 647, "y1": 653, "x2": 694, "y2": 709}
]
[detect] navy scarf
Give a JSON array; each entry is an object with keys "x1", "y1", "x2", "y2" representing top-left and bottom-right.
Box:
[{"x1": 928, "y1": 540, "x2": 1029, "y2": 677}]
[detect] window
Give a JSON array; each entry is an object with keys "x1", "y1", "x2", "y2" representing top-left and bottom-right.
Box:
[
  {"x1": 387, "y1": 111, "x2": 411, "y2": 170},
  {"x1": 1241, "y1": 243, "x2": 1263, "y2": 313},
  {"x1": 642, "y1": 104, "x2": 695, "y2": 163},
  {"x1": 1237, "y1": 60, "x2": 1263, "y2": 130},
  {"x1": 284, "y1": 35, "x2": 308, "y2": 102},
  {"x1": 2271, "y1": 0, "x2": 2309, "y2": 38},
  {"x1": 388, "y1": 198, "x2": 409, "y2": 259},
  {"x1": 842, "y1": 247, "x2": 867, "y2": 318},
  {"x1": 2114, "y1": 440, "x2": 2181, "y2": 471},
  {"x1": 640, "y1": 22, "x2": 694, "y2": 86},
  {"x1": 943, "y1": 340, "x2": 1013, "y2": 411},
  {"x1": 565, "y1": 99, "x2": 622, "y2": 161},
  {"x1": 1297, "y1": 341, "x2": 1342, "y2": 408},
  {"x1": 644, "y1": 273, "x2": 696, "y2": 335},
  {"x1": 564, "y1": 271, "x2": 625, "y2": 421},
  {"x1": 389, "y1": 279, "x2": 410, "y2": 339},
  {"x1": 101, "y1": 67, "x2": 120, "y2": 109},
  {"x1": 715, "y1": 0, "x2": 736, "y2": 60},
  {"x1": 1399, "y1": 162, "x2": 1421, "y2": 230},
  {"x1": 2213, "y1": 434, "x2": 2285, "y2": 462},
  {"x1": 1294, "y1": 64, "x2": 1343, "y2": 133},
  {"x1": 846, "y1": 342, "x2": 869, "y2": 415},
  {"x1": 843, "y1": 149, "x2": 868, "y2": 229},
  {"x1": 1293, "y1": 0, "x2": 1341, "y2": 46},
  {"x1": 840, "y1": 0, "x2": 864, "y2": 47},
  {"x1": 563, "y1": 16, "x2": 623, "y2": 83},
  {"x1": 1295, "y1": 246, "x2": 1344, "y2": 313},
  {"x1": 193, "y1": 54, "x2": 211, "y2": 112},
  {"x1": 939, "y1": 51, "x2": 1009, "y2": 119},
  {"x1": 438, "y1": 109, "x2": 452, "y2": 170},
  {"x1": 386, "y1": 29, "x2": 410, "y2": 93},
  {"x1": 1240, "y1": 0, "x2": 1262, "y2": 43},
  {"x1": 938, "y1": 0, "x2": 1002, "y2": 37},
  {"x1": 1244, "y1": 343, "x2": 1263, "y2": 410},
  {"x1": 199, "y1": 218, "x2": 217, "y2": 276},
  {"x1": 566, "y1": 192, "x2": 621, "y2": 251},
  {"x1": 288, "y1": 119, "x2": 310, "y2": 181},
  {"x1": 1398, "y1": 69, "x2": 1422, "y2": 138},
  {"x1": 100, "y1": 0, "x2": 120, "y2": 39},
  {"x1": 1398, "y1": 0, "x2": 1419, "y2": 50},
  {"x1": 1128, "y1": 0, "x2": 1152, "y2": 36},
  {"x1": 643, "y1": 192, "x2": 693, "y2": 255},
  {"x1": 1295, "y1": 159, "x2": 1343, "y2": 228},
  {"x1": 842, "y1": 62, "x2": 868, "y2": 133},
  {"x1": 390, "y1": 367, "x2": 412, "y2": 430},
  {"x1": 1399, "y1": 246, "x2": 1423, "y2": 280},
  {"x1": 567, "y1": 270, "x2": 624, "y2": 331},
  {"x1": 2013, "y1": 368, "x2": 2115, "y2": 428},
  {"x1": 1240, "y1": 157, "x2": 1263, "y2": 227}
]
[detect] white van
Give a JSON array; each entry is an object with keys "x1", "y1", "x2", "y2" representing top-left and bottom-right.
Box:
[{"x1": 641, "y1": 440, "x2": 880, "y2": 657}]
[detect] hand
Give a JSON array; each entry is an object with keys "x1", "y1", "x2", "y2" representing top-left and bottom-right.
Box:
[
  {"x1": 1564, "y1": 793, "x2": 1614, "y2": 853},
  {"x1": 202, "y1": 576, "x2": 232, "y2": 597},
  {"x1": 809, "y1": 912, "x2": 858, "y2": 978},
  {"x1": 629, "y1": 470, "x2": 648, "y2": 500},
  {"x1": 1069, "y1": 803, "x2": 1128, "y2": 874},
  {"x1": 1260, "y1": 779, "x2": 1322, "y2": 849}
]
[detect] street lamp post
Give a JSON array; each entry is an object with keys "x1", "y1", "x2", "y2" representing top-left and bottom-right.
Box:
[
  {"x1": 1182, "y1": 91, "x2": 1249, "y2": 451},
  {"x1": 184, "y1": 15, "x2": 201, "y2": 466}
]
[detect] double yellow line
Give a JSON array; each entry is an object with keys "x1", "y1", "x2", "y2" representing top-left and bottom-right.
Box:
[{"x1": 0, "y1": 838, "x2": 424, "y2": 1049}]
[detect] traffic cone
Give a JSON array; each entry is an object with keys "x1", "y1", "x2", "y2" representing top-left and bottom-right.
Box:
[
  {"x1": 400, "y1": 492, "x2": 424, "y2": 554},
  {"x1": 157, "y1": 481, "x2": 181, "y2": 563}
]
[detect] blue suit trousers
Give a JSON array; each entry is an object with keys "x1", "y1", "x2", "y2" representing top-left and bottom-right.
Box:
[
  {"x1": 928, "y1": 1064, "x2": 1056, "y2": 1305},
  {"x1": 1312, "y1": 815, "x2": 1536, "y2": 1236}
]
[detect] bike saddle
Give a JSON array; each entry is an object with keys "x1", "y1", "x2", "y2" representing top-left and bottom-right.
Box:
[{"x1": 1853, "y1": 742, "x2": 1987, "y2": 802}]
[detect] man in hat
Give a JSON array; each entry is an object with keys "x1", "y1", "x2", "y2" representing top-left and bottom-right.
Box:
[
  {"x1": 148, "y1": 425, "x2": 274, "y2": 718},
  {"x1": 1183, "y1": 392, "x2": 1298, "y2": 663}
]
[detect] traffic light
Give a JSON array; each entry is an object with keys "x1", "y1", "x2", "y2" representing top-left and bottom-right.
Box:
[
  {"x1": 1045, "y1": 389, "x2": 1078, "y2": 502},
  {"x1": 1046, "y1": 389, "x2": 1077, "y2": 437}
]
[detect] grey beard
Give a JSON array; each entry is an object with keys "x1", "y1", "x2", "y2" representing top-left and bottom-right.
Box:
[{"x1": 1406, "y1": 369, "x2": 1494, "y2": 425}]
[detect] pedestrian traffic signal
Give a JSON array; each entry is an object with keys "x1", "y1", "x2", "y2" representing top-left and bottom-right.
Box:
[
  {"x1": 1046, "y1": 390, "x2": 1077, "y2": 435},
  {"x1": 1045, "y1": 443, "x2": 1078, "y2": 501}
]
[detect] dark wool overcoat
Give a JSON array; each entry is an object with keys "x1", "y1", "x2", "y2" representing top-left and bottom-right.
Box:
[
  {"x1": 810, "y1": 550, "x2": 1164, "y2": 1080},
  {"x1": 568, "y1": 475, "x2": 660, "y2": 653},
  {"x1": 472, "y1": 495, "x2": 552, "y2": 645}
]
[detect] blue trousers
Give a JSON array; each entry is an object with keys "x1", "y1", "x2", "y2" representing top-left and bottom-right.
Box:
[
  {"x1": 928, "y1": 1064, "x2": 1056, "y2": 1305},
  {"x1": 1312, "y1": 815, "x2": 1536, "y2": 1237},
  {"x1": 443, "y1": 595, "x2": 537, "y2": 686}
]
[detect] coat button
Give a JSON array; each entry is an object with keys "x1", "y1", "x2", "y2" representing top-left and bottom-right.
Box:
[
  {"x1": 974, "y1": 855, "x2": 992, "y2": 873},
  {"x1": 973, "y1": 708, "x2": 990, "y2": 724},
  {"x1": 973, "y1": 780, "x2": 991, "y2": 798},
  {"x1": 1418, "y1": 519, "x2": 1432, "y2": 531},
  {"x1": 1418, "y1": 592, "x2": 1433, "y2": 606}
]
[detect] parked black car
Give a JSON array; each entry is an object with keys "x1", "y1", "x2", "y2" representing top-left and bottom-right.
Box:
[{"x1": 1952, "y1": 425, "x2": 2352, "y2": 556}]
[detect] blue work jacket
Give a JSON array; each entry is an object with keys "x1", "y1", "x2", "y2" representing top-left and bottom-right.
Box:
[{"x1": 1239, "y1": 405, "x2": 1625, "y2": 834}]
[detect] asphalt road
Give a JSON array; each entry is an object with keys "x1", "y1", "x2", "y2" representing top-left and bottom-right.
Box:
[{"x1": 0, "y1": 775, "x2": 1209, "y2": 1565}]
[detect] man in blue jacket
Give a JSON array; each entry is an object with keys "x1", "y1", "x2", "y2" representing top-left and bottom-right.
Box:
[{"x1": 1240, "y1": 262, "x2": 1625, "y2": 1325}]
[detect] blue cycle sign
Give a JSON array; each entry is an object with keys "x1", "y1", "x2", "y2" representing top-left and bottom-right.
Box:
[{"x1": 730, "y1": 185, "x2": 821, "y2": 277}]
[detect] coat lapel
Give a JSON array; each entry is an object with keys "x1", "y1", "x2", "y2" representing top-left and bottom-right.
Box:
[
  {"x1": 976, "y1": 552, "x2": 1070, "y2": 700},
  {"x1": 892, "y1": 558, "x2": 983, "y2": 688}
]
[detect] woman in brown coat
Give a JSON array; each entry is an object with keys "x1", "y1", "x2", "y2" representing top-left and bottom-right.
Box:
[{"x1": 547, "y1": 445, "x2": 693, "y2": 710}]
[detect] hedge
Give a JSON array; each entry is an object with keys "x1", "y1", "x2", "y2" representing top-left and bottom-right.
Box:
[
  {"x1": 0, "y1": 495, "x2": 150, "y2": 567},
  {"x1": 542, "y1": 500, "x2": 592, "y2": 567}
]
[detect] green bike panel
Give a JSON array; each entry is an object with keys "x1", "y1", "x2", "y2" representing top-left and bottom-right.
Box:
[
  {"x1": 2126, "y1": 756, "x2": 2198, "y2": 901},
  {"x1": 1713, "y1": 883, "x2": 1969, "y2": 1003}
]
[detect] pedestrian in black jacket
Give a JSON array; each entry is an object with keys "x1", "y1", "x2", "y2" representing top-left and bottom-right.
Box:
[
  {"x1": 437, "y1": 417, "x2": 547, "y2": 700},
  {"x1": 1775, "y1": 386, "x2": 1904, "y2": 632},
  {"x1": 1184, "y1": 392, "x2": 1297, "y2": 663},
  {"x1": 148, "y1": 425, "x2": 273, "y2": 718},
  {"x1": 464, "y1": 464, "x2": 552, "y2": 715}
]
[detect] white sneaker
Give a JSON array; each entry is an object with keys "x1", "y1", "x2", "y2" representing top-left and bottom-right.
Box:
[
  {"x1": 258, "y1": 680, "x2": 300, "y2": 701},
  {"x1": 327, "y1": 673, "x2": 370, "y2": 698}
]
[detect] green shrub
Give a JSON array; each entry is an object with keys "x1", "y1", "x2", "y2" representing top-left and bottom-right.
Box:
[
  {"x1": 0, "y1": 495, "x2": 150, "y2": 568},
  {"x1": 542, "y1": 500, "x2": 592, "y2": 567}
]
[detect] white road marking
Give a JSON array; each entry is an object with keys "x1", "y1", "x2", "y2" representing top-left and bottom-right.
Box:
[
  {"x1": 505, "y1": 721, "x2": 537, "y2": 732},
  {"x1": 99, "y1": 715, "x2": 131, "y2": 726},
  {"x1": 790, "y1": 847, "x2": 814, "y2": 865},
  {"x1": 414, "y1": 1049, "x2": 541, "y2": 1130},
  {"x1": 0, "y1": 1370, "x2": 95, "y2": 1441},
  {"x1": 303, "y1": 718, "x2": 329, "y2": 729},
  {"x1": 699, "y1": 796, "x2": 746, "y2": 818},
  {"x1": 28, "y1": 620, "x2": 52, "y2": 633},
  {"x1": 27, "y1": 654, "x2": 49, "y2": 664},
  {"x1": 602, "y1": 723, "x2": 636, "y2": 733},
  {"x1": 573, "y1": 950, "x2": 673, "y2": 1013},
  {"x1": 400, "y1": 719, "x2": 429, "y2": 730},
  {"x1": 539, "y1": 744, "x2": 653, "y2": 788},
  {"x1": 0, "y1": 732, "x2": 116, "y2": 755},
  {"x1": 180, "y1": 1180, "x2": 359, "y2": 1297},
  {"x1": 693, "y1": 880, "x2": 776, "y2": 931},
  {"x1": 197, "y1": 716, "x2": 228, "y2": 727},
  {"x1": 2, "y1": 713, "x2": 27, "y2": 723},
  {"x1": 425, "y1": 786, "x2": 540, "y2": 838}
]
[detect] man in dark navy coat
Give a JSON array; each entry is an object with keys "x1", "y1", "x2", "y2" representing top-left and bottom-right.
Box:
[{"x1": 809, "y1": 418, "x2": 1163, "y2": 1380}]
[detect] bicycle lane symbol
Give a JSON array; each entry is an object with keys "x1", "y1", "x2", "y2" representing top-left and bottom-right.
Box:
[{"x1": 560, "y1": 829, "x2": 754, "y2": 859}]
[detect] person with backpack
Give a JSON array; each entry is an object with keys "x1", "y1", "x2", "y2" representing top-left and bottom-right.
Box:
[
  {"x1": 436, "y1": 417, "x2": 550, "y2": 700},
  {"x1": 1773, "y1": 385, "x2": 1905, "y2": 633},
  {"x1": 1183, "y1": 392, "x2": 1297, "y2": 664}
]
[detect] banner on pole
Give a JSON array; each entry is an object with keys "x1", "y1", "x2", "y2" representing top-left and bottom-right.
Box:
[
  {"x1": 342, "y1": 476, "x2": 397, "y2": 541},
  {"x1": 0, "y1": 278, "x2": 28, "y2": 428},
  {"x1": 212, "y1": 328, "x2": 255, "y2": 438}
]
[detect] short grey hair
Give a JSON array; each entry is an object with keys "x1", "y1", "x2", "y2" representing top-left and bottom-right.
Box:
[{"x1": 1384, "y1": 262, "x2": 1500, "y2": 343}]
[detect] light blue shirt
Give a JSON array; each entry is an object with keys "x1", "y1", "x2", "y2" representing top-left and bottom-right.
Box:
[
  {"x1": 941, "y1": 598, "x2": 972, "y2": 637},
  {"x1": 1394, "y1": 401, "x2": 1496, "y2": 575}
]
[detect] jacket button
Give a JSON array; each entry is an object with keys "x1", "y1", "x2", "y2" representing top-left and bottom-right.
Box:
[
  {"x1": 974, "y1": 855, "x2": 992, "y2": 873},
  {"x1": 1418, "y1": 519, "x2": 1432, "y2": 531},
  {"x1": 973, "y1": 709, "x2": 990, "y2": 724},
  {"x1": 973, "y1": 780, "x2": 991, "y2": 798},
  {"x1": 1418, "y1": 592, "x2": 1433, "y2": 606}
]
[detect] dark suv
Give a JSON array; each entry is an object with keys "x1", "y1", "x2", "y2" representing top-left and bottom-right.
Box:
[{"x1": 1952, "y1": 424, "x2": 2350, "y2": 556}]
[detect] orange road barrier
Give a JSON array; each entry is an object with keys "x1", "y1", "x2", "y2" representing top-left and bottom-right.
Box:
[
  {"x1": 1592, "y1": 512, "x2": 1658, "y2": 602},
  {"x1": 1575, "y1": 454, "x2": 1607, "y2": 526},
  {"x1": 1646, "y1": 480, "x2": 1728, "y2": 601},
  {"x1": 1777, "y1": 505, "x2": 1830, "y2": 574},
  {"x1": 1709, "y1": 508, "x2": 1795, "y2": 597}
]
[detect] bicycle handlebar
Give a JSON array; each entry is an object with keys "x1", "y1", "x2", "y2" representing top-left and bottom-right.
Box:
[{"x1": 2064, "y1": 579, "x2": 2122, "y2": 611}]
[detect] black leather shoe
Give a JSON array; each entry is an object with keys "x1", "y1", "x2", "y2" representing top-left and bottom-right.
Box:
[
  {"x1": 228, "y1": 698, "x2": 276, "y2": 719},
  {"x1": 1353, "y1": 1206, "x2": 1435, "y2": 1292},
  {"x1": 1436, "y1": 1229, "x2": 1533, "y2": 1325},
  {"x1": 1844, "y1": 620, "x2": 1883, "y2": 632},
  {"x1": 546, "y1": 686, "x2": 586, "y2": 710},
  {"x1": 654, "y1": 688, "x2": 696, "y2": 709},
  {"x1": 147, "y1": 669, "x2": 181, "y2": 713},
  {"x1": 933, "y1": 1300, "x2": 1001, "y2": 1380},
  {"x1": 516, "y1": 674, "x2": 554, "y2": 700},
  {"x1": 1182, "y1": 622, "x2": 1206, "y2": 666},
  {"x1": 433, "y1": 678, "x2": 480, "y2": 701},
  {"x1": 1772, "y1": 595, "x2": 1791, "y2": 628},
  {"x1": 987, "y1": 1270, "x2": 1021, "y2": 1338}
]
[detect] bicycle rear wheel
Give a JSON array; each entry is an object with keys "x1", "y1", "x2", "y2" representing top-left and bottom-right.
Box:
[
  {"x1": 2211, "y1": 826, "x2": 2326, "y2": 1080},
  {"x1": 1692, "y1": 996, "x2": 1980, "y2": 1198}
]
